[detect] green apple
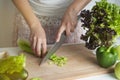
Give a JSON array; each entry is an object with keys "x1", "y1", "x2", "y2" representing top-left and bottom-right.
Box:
[
  {"x1": 115, "y1": 62, "x2": 120, "y2": 79},
  {"x1": 115, "y1": 45, "x2": 120, "y2": 60}
]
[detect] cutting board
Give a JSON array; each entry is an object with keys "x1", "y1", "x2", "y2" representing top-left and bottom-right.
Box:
[{"x1": 24, "y1": 44, "x2": 113, "y2": 80}]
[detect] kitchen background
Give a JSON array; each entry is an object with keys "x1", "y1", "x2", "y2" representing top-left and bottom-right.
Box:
[
  {"x1": 0, "y1": 0, "x2": 16, "y2": 47},
  {"x1": 0, "y1": 0, "x2": 120, "y2": 48}
]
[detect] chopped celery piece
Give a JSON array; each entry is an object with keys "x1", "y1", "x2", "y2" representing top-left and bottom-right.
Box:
[{"x1": 49, "y1": 54, "x2": 67, "y2": 67}]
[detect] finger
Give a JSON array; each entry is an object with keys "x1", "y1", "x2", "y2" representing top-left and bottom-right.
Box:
[
  {"x1": 30, "y1": 34, "x2": 33, "y2": 47},
  {"x1": 66, "y1": 23, "x2": 71, "y2": 36},
  {"x1": 70, "y1": 25, "x2": 75, "y2": 32},
  {"x1": 41, "y1": 39, "x2": 47, "y2": 57},
  {"x1": 71, "y1": 21, "x2": 77, "y2": 32},
  {"x1": 70, "y1": 29, "x2": 74, "y2": 32},
  {"x1": 36, "y1": 38, "x2": 42, "y2": 57},
  {"x1": 32, "y1": 36, "x2": 37, "y2": 54},
  {"x1": 56, "y1": 25, "x2": 65, "y2": 42}
]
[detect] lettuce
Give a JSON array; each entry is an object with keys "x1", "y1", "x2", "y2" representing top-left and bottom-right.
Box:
[
  {"x1": 0, "y1": 54, "x2": 26, "y2": 74},
  {"x1": 96, "y1": 0, "x2": 120, "y2": 36},
  {"x1": 80, "y1": 0, "x2": 120, "y2": 49}
]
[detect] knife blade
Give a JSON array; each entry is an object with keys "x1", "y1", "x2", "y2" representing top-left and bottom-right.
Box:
[{"x1": 39, "y1": 32, "x2": 66, "y2": 65}]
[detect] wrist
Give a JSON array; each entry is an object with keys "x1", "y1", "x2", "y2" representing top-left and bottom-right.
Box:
[
  {"x1": 28, "y1": 17, "x2": 42, "y2": 30},
  {"x1": 66, "y1": 7, "x2": 78, "y2": 17}
]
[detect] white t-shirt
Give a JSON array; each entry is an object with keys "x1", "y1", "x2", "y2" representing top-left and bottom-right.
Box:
[{"x1": 29, "y1": 0, "x2": 73, "y2": 16}]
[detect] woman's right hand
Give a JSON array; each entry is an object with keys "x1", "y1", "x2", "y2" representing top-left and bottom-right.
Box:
[{"x1": 30, "y1": 22, "x2": 47, "y2": 57}]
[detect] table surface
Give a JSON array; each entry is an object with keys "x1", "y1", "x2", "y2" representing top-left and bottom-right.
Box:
[{"x1": 0, "y1": 47, "x2": 117, "y2": 80}]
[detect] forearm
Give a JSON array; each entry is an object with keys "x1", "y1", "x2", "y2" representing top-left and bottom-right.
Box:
[
  {"x1": 12, "y1": 0, "x2": 39, "y2": 28},
  {"x1": 67, "y1": 0, "x2": 91, "y2": 15}
]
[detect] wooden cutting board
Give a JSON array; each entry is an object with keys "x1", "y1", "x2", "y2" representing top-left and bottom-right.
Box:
[{"x1": 24, "y1": 44, "x2": 113, "y2": 80}]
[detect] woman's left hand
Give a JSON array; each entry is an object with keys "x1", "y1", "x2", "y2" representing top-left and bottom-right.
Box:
[{"x1": 56, "y1": 9, "x2": 78, "y2": 42}]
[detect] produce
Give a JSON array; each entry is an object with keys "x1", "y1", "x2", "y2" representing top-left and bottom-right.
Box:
[
  {"x1": 96, "y1": 46, "x2": 118, "y2": 68},
  {"x1": 0, "y1": 54, "x2": 28, "y2": 80},
  {"x1": 49, "y1": 54, "x2": 67, "y2": 67},
  {"x1": 114, "y1": 62, "x2": 120, "y2": 80},
  {"x1": 0, "y1": 74, "x2": 10, "y2": 80},
  {"x1": 0, "y1": 54, "x2": 26, "y2": 74},
  {"x1": 17, "y1": 39, "x2": 34, "y2": 55},
  {"x1": 79, "y1": 0, "x2": 120, "y2": 50},
  {"x1": 6, "y1": 69, "x2": 28, "y2": 80},
  {"x1": 114, "y1": 45, "x2": 120, "y2": 60}
]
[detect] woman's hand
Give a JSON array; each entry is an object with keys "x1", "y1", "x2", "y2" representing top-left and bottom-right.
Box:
[
  {"x1": 30, "y1": 22, "x2": 47, "y2": 57},
  {"x1": 56, "y1": 0, "x2": 91, "y2": 42},
  {"x1": 12, "y1": 0, "x2": 47, "y2": 57},
  {"x1": 56, "y1": 8, "x2": 78, "y2": 42}
]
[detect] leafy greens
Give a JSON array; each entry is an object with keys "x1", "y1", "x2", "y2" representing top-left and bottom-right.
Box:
[
  {"x1": 79, "y1": 0, "x2": 120, "y2": 49},
  {"x1": 0, "y1": 54, "x2": 26, "y2": 74}
]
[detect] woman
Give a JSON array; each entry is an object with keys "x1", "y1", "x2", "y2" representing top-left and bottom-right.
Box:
[{"x1": 12, "y1": 0, "x2": 91, "y2": 57}]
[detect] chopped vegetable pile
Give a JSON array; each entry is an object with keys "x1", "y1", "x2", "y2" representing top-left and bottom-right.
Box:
[
  {"x1": 49, "y1": 54, "x2": 67, "y2": 67},
  {"x1": 79, "y1": 0, "x2": 120, "y2": 49},
  {"x1": 0, "y1": 54, "x2": 26, "y2": 74},
  {"x1": 115, "y1": 62, "x2": 120, "y2": 80}
]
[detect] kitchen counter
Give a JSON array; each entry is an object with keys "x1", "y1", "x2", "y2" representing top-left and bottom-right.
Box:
[{"x1": 0, "y1": 45, "x2": 117, "y2": 80}]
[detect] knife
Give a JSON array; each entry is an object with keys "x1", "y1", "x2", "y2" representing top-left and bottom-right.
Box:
[{"x1": 39, "y1": 32, "x2": 66, "y2": 65}]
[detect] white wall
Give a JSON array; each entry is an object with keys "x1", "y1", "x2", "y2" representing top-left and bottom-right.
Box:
[{"x1": 0, "y1": 0, "x2": 16, "y2": 47}]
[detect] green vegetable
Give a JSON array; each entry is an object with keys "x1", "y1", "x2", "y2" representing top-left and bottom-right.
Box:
[
  {"x1": 96, "y1": 0, "x2": 120, "y2": 36},
  {"x1": 49, "y1": 54, "x2": 67, "y2": 67},
  {"x1": 17, "y1": 39, "x2": 34, "y2": 54},
  {"x1": 114, "y1": 45, "x2": 120, "y2": 60},
  {"x1": 30, "y1": 77, "x2": 42, "y2": 80},
  {"x1": 80, "y1": 0, "x2": 120, "y2": 49},
  {"x1": 0, "y1": 74, "x2": 10, "y2": 80},
  {"x1": 6, "y1": 69, "x2": 28, "y2": 80},
  {"x1": 96, "y1": 46, "x2": 118, "y2": 68},
  {"x1": 0, "y1": 54, "x2": 26, "y2": 74},
  {"x1": 114, "y1": 62, "x2": 120, "y2": 80}
]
